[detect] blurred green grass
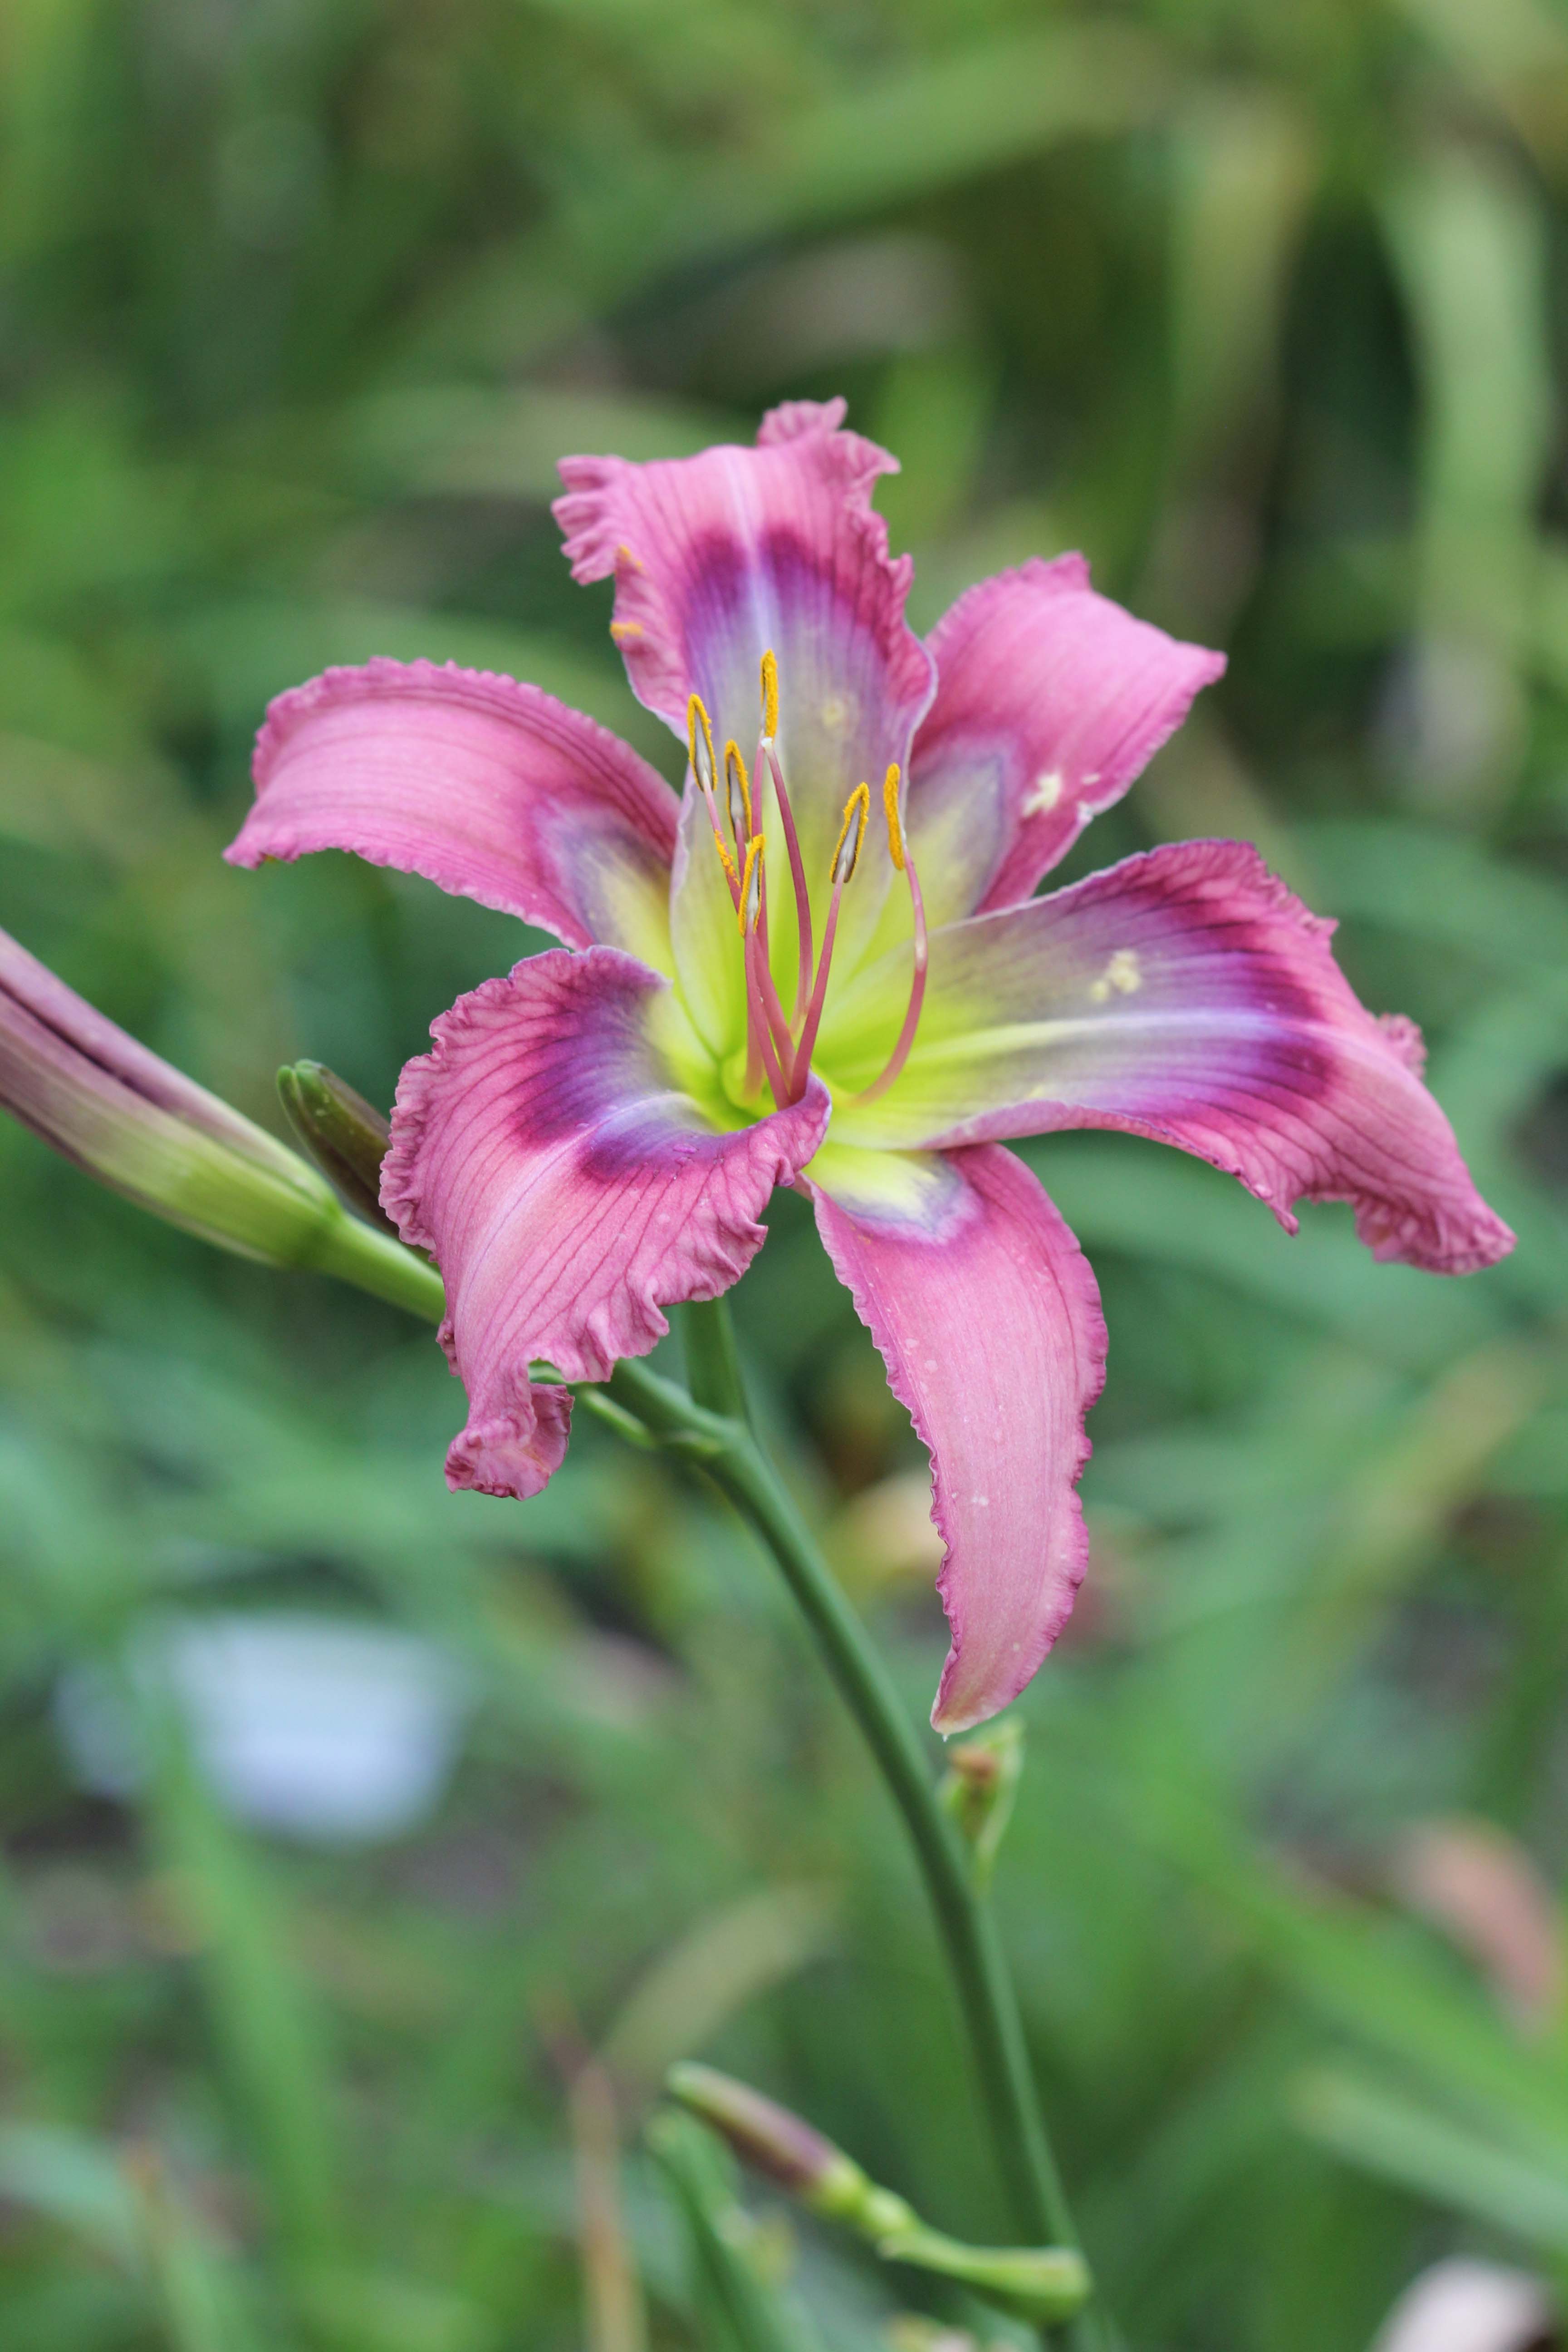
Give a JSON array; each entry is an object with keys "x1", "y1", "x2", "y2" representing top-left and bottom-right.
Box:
[{"x1": 2, "y1": 0, "x2": 1568, "y2": 2345}]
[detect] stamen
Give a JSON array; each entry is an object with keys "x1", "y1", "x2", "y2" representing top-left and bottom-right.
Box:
[
  {"x1": 724, "y1": 740, "x2": 752, "y2": 850},
  {"x1": 711, "y1": 833, "x2": 740, "y2": 896},
  {"x1": 760, "y1": 738, "x2": 813, "y2": 1021},
  {"x1": 687, "y1": 695, "x2": 717, "y2": 798},
  {"x1": 883, "y1": 762, "x2": 906, "y2": 872},
  {"x1": 745, "y1": 931, "x2": 791, "y2": 1110},
  {"x1": 689, "y1": 692, "x2": 739, "y2": 903},
  {"x1": 855, "y1": 765, "x2": 929, "y2": 1107},
  {"x1": 788, "y1": 887, "x2": 843, "y2": 1098},
  {"x1": 741, "y1": 848, "x2": 789, "y2": 1109},
  {"x1": 830, "y1": 782, "x2": 871, "y2": 885},
  {"x1": 737, "y1": 833, "x2": 765, "y2": 935},
  {"x1": 750, "y1": 863, "x2": 795, "y2": 1064},
  {"x1": 750, "y1": 649, "x2": 814, "y2": 1018},
  {"x1": 788, "y1": 783, "x2": 870, "y2": 1099}
]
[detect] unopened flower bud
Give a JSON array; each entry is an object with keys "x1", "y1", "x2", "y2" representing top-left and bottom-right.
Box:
[
  {"x1": 666, "y1": 2063, "x2": 874, "y2": 2220},
  {"x1": 939, "y1": 1717, "x2": 1024, "y2": 1891},
  {"x1": 0, "y1": 923, "x2": 440, "y2": 1321},
  {"x1": 277, "y1": 1060, "x2": 395, "y2": 1233}
]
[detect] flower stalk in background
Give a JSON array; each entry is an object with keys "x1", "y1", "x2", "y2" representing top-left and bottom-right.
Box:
[
  {"x1": 0, "y1": 924, "x2": 440, "y2": 1320},
  {"x1": 228, "y1": 397, "x2": 1514, "y2": 1734},
  {"x1": 666, "y1": 2063, "x2": 1090, "y2": 2326}
]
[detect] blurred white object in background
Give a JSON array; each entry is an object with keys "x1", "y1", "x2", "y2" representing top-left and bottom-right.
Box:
[
  {"x1": 1371, "y1": 2259, "x2": 1555, "y2": 2352},
  {"x1": 55, "y1": 1613, "x2": 472, "y2": 1844}
]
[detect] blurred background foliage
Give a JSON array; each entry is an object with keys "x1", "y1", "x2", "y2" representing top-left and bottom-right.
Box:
[{"x1": 1, "y1": 0, "x2": 1568, "y2": 2346}]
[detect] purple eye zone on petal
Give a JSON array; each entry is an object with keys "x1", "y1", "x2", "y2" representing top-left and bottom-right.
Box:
[
  {"x1": 381, "y1": 946, "x2": 830, "y2": 1501},
  {"x1": 684, "y1": 527, "x2": 900, "y2": 773},
  {"x1": 495, "y1": 959, "x2": 664, "y2": 1162},
  {"x1": 485, "y1": 951, "x2": 741, "y2": 1184},
  {"x1": 679, "y1": 527, "x2": 825, "y2": 682},
  {"x1": 680, "y1": 528, "x2": 760, "y2": 674}
]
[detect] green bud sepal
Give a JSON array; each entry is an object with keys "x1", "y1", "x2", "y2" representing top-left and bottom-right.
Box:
[{"x1": 277, "y1": 1060, "x2": 397, "y2": 1234}]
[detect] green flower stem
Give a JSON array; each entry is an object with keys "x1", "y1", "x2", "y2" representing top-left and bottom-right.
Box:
[
  {"x1": 308, "y1": 1207, "x2": 449, "y2": 1321},
  {"x1": 331, "y1": 1236, "x2": 1103, "y2": 2347},
  {"x1": 610, "y1": 1309, "x2": 1107, "y2": 2352},
  {"x1": 680, "y1": 1287, "x2": 749, "y2": 1417}
]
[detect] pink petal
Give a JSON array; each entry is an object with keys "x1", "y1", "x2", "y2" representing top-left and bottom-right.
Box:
[
  {"x1": 555, "y1": 400, "x2": 934, "y2": 971},
  {"x1": 382, "y1": 946, "x2": 829, "y2": 1501},
  {"x1": 906, "y1": 557, "x2": 1225, "y2": 923},
  {"x1": 833, "y1": 840, "x2": 1514, "y2": 1276},
  {"x1": 227, "y1": 659, "x2": 679, "y2": 961},
  {"x1": 806, "y1": 1142, "x2": 1107, "y2": 1734}
]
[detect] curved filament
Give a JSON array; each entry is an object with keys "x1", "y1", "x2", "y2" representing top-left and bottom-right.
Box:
[
  {"x1": 855, "y1": 767, "x2": 928, "y2": 1106},
  {"x1": 760, "y1": 739, "x2": 813, "y2": 1020}
]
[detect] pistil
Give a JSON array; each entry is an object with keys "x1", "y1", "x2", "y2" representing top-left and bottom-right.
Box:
[
  {"x1": 745, "y1": 929, "x2": 792, "y2": 1107},
  {"x1": 750, "y1": 863, "x2": 797, "y2": 1071},
  {"x1": 757, "y1": 650, "x2": 813, "y2": 1019}
]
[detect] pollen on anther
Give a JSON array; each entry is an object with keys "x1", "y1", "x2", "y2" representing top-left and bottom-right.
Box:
[
  {"x1": 738, "y1": 833, "x2": 765, "y2": 933},
  {"x1": 882, "y1": 764, "x2": 906, "y2": 872},
  {"x1": 724, "y1": 740, "x2": 752, "y2": 843},
  {"x1": 760, "y1": 648, "x2": 779, "y2": 739},
  {"x1": 687, "y1": 693, "x2": 717, "y2": 793},
  {"x1": 831, "y1": 783, "x2": 871, "y2": 885}
]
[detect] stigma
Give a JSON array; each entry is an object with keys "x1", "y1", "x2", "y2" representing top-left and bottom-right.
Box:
[{"x1": 687, "y1": 656, "x2": 927, "y2": 1112}]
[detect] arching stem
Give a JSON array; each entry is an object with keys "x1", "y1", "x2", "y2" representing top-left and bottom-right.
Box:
[
  {"x1": 311, "y1": 1222, "x2": 1107, "y2": 2347},
  {"x1": 607, "y1": 1303, "x2": 1110, "y2": 2352}
]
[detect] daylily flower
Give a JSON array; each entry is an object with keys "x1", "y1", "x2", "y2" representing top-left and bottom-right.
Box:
[
  {"x1": 0, "y1": 921, "x2": 436, "y2": 1314},
  {"x1": 226, "y1": 399, "x2": 1514, "y2": 1732}
]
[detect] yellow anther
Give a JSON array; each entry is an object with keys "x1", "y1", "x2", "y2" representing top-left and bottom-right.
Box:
[
  {"x1": 724, "y1": 740, "x2": 752, "y2": 844},
  {"x1": 710, "y1": 828, "x2": 738, "y2": 898},
  {"x1": 760, "y1": 647, "x2": 779, "y2": 739},
  {"x1": 687, "y1": 694, "x2": 717, "y2": 795},
  {"x1": 882, "y1": 764, "x2": 905, "y2": 873},
  {"x1": 737, "y1": 833, "x2": 765, "y2": 934},
  {"x1": 831, "y1": 783, "x2": 871, "y2": 886}
]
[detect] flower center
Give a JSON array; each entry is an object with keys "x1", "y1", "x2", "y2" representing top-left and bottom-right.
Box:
[{"x1": 687, "y1": 653, "x2": 927, "y2": 1116}]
